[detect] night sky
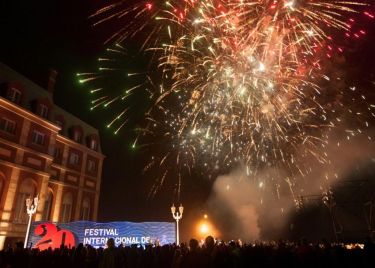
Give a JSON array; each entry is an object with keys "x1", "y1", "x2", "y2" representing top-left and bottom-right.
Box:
[{"x1": 1, "y1": 1, "x2": 375, "y2": 241}]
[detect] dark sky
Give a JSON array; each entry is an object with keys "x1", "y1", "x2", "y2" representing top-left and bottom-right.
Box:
[{"x1": 1, "y1": 0, "x2": 375, "y2": 241}]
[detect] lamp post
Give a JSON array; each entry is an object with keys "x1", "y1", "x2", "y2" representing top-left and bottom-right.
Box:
[
  {"x1": 171, "y1": 204, "x2": 183, "y2": 245},
  {"x1": 24, "y1": 195, "x2": 39, "y2": 248}
]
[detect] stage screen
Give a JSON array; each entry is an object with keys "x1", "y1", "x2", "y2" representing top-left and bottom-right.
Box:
[{"x1": 28, "y1": 221, "x2": 176, "y2": 249}]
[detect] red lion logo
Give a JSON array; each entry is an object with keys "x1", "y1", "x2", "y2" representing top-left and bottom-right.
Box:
[{"x1": 33, "y1": 223, "x2": 76, "y2": 250}]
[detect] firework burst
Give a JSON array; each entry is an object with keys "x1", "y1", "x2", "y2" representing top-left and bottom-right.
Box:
[{"x1": 81, "y1": 0, "x2": 375, "y2": 200}]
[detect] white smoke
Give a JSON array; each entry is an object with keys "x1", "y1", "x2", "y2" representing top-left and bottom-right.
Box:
[{"x1": 207, "y1": 127, "x2": 375, "y2": 241}]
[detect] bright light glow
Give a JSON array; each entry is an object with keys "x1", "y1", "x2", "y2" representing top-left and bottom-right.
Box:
[
  {"x1": 258, "y1": 62, "x2": 265, "y2": 72},
  {"x1": 196, "y1": 219, "x2": 218, "y2": 238},
  {"x1": 284, "y1": 0, "x2": 295, "y2": 9},
  {"x1": 200, "y1": 223, "x2": 209, "y2": 234}
]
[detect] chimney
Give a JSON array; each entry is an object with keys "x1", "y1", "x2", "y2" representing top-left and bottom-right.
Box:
[{"x1": 47, "y1": 69, "x2": 58, "y2": 94}]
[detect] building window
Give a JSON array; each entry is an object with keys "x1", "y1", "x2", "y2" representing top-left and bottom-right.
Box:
[
  {"x1": 39, "y1": 104, "x2": 49, "y2": 119},
  {"x1": 0, "y1": 118, "x2": 16, "y2": 134},
  {"x1": 81, "y1": 197, "x2": 91, "y2": 220},
  {"x1": 60, "y1": 192, "x2": 73, "y2": 223},
  {"x1": 73, "y1": 131, "x2": 82, "y2": 143},
  {"x1": 14, "y1": 179, "x2": 36, "y2": 223},
  {"x1": 31, "y1": 130, "x2": 45, "y2": 145},
  {"x1": 87, "y1": 159, "x2": 96, "y2": 173},
  {"x1": 42, "y1": 190, "x2": 53, "y2": 221},
  {"x1": 69, "y1": 152, "x2": 80, "y2": 165},
  {"x1": 89, "y1": 139, "x2": 98, "y2": 151},
  {"x1": 53, "y1": 147, "x2": 62, "y2": 160},
  {"x1": 7, "y1": 88, "x2": 21, "y2": 104}
]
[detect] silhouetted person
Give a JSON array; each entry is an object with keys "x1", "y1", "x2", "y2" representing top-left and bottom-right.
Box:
[
  {"x1": 10, "y1": 241, "x2": 28, "y2": 268},
  {"x1": 99, "y1": 238, "x2": 121, "y2": 268},
  {"x1": 295, "y1": 238, "x2": 310, "y2": 266},
  {"x1": 0, "y1": 237, "x2": 374, "y2": 268},
  {"x1": 202, "y1": 236, "x2": 217, "y2": 267},
  {"x1": 364, "y1": 236, "x2": 375, "y2": 267},
  {"x1": 181, "y1": 239, "x2": 207, "y2": 268}
]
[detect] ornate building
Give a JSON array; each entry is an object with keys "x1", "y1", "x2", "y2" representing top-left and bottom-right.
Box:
[{"x1": 0, "y1": 63, "x2": 105, "y2": 248}]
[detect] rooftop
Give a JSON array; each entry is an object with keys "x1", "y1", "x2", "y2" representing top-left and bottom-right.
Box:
[{"x1": 0, "y1": 62, "x2": 101, "y2": 153}]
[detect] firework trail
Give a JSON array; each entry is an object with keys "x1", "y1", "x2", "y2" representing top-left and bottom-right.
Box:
[{"x1": 79, "y1": 0, "x2": 375, "y2": 201}]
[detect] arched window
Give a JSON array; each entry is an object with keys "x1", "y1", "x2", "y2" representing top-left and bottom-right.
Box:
[
  {"x1": 81, "y1": 197, "x2": 91, "y2": 220},
  {"x1": 14, "y1": 179, "x2": 36, "y2": 223},
  {"x1": 8, "y1": 87, "x2": 22, "y2": 104},
  {"x1": 86, "y1": 135, "x2": 99, "y2": 151},
  {"x1": 70, "y1": 126, "x2": 83, "y2": 143},
  {"x1": 73, "y1": 131, "x2": 81, "y2": 143},
  {"x1": 39, "y1": 104, "x2": 49, "y2": 119},
  {"x1": 60, "y1": 192, "x2": 73, "y2": 223},
  {"x1": 42, "y1": 189, "x2": 53, "y2": 221}
]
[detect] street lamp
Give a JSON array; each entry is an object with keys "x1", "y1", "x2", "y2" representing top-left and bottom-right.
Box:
[
  {"x1": 24, "y1": 195, "x2": 39, "y2": 248},
  {"x1": 171, "y1": 204, "x2": 183, "y2": 245}
]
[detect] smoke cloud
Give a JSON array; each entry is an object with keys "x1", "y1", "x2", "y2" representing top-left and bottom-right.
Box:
[{"x1": 207, "y1": 127, "x2": 375, "y2": 241}]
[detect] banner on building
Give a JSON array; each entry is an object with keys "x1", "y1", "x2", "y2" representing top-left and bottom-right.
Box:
[{"x1": 28, "y1": 221, "x2": 176, "y2": 250}]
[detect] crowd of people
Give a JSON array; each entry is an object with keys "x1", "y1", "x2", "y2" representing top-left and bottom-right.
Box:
[{"x1": 0, "y1": 236, "x2": 374, "y2": 268}]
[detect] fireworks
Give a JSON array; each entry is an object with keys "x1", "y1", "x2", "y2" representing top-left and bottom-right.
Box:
[
  {"x1": 80, "y1": 1, "x2": 375, "y2": 200},
  {"x1": 77, "y1": 43, "x2": 153, "y2": 135}
]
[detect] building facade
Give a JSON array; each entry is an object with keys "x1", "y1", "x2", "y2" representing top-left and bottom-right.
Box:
[{"x1": 0, "y1": 63, "x2": 105, "y2": 249}]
